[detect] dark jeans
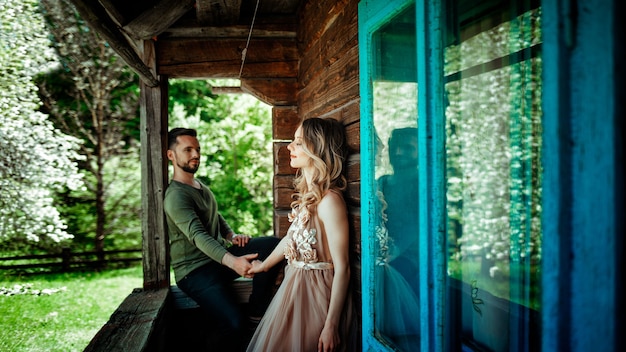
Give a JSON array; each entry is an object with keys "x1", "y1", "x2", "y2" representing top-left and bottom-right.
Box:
[{"x1": 176, "y1": 236, "x2": 281, "y2": 346}]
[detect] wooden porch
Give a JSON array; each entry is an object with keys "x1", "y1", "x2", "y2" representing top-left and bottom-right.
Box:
[
  {"x1": 83, "y1": 280, "x2": 255, "y2": 351},
  {"x1": 71, "y1": 0, "x2": 362, "y2": 350}
]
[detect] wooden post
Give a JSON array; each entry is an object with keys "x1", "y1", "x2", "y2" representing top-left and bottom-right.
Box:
[
  {"x1": 140, "y1": 38, "x2": 170, "y2": 290},
  {"x1": 61, "y1": 247, "x2": 71, "y2": 272}
]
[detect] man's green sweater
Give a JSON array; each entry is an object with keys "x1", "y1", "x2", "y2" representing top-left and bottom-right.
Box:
[{"x1": 164, "y1": 180, "x2": 233, "y2": 282}]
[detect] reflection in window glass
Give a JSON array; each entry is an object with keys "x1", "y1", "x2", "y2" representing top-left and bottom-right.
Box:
[
  {"x1": 444, "y1": 2, "x2": 542, "y2": 351},
  {"x1": 371, "y1": 3, "x2": 420, "y2": 351}
]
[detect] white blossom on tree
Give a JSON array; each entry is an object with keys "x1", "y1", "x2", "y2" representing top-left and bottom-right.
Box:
[
  {"x1": 0, "y1": 0, "x2": 82, "y2": 248},
  {"x1": 38, "y1": 0, "x2": 141, "y2": 255}
]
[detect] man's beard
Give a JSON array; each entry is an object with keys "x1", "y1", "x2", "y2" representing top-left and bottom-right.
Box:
[{"x1": 179, "y1": 161, "x2": 199, "y2": 174}]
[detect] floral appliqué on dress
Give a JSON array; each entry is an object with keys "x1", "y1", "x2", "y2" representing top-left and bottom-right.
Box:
[
  {"x1": 376, "y1": 224, "x2": 393, "y2": 266},
  {"x1": 375, "y1": 190, "x2": 395, "y2": 266},
  {"x1": 284, "y1": 207, "x2": 319, "y2": 265}
]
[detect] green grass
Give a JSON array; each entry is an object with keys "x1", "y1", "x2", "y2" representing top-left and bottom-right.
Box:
[{"x1": 0, "y1": 265, "x2": 143, "y2": 352}]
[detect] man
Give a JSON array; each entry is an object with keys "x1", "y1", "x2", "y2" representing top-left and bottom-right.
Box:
[{"x1": 164, "y1": 127, "x2": 280, "y2": 349}]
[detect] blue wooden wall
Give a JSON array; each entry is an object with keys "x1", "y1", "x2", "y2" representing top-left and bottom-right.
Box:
[{"x1": 541, "y1": 0, "x2": 623, "y2": 351}]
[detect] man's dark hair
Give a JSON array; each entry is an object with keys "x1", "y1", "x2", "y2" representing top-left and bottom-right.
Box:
[{"x1": 168, "y1": 128, "x2": 197, "y2": 149}]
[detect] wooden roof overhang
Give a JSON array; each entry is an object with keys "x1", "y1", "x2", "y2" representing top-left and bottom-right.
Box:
[{"x1": 70, "y1": 0, "x2": 303, "y2": 105}]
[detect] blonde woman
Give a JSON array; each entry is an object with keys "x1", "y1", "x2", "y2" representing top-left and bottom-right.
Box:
[{"x1": 246, "y1": 118, "x2": 355, "y2": 352}]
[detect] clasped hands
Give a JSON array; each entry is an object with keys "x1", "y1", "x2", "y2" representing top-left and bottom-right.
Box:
[
  {"x1": 231, "y1": 255, "x2": 265, "y2": 279},
  {"x1": 226, "y1": 233, "x2": 265, "y2": 279}
]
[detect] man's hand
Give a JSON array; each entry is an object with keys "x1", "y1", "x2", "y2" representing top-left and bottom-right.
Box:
[
  {"x1": 222, "y1": 252, "x2": 258, "y2": 278},
  {"x1": 230, "y1": 234, "x2": 251, "y2": 247}
]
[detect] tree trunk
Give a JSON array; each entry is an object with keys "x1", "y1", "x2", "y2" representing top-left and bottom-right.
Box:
[
  {"x1": 94, "y1": 104, "x2": 106, "y2": 267},
  {"x1": 95, "y1": 170, "x2": 106, "y2": 266}
]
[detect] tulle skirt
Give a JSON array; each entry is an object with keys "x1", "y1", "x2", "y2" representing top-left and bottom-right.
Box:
[
  {"x1": 375, "y1": 263, "x2": 421, "y2": 350},
  {"x1": 246, "y1": 263, "x2": 355, "y2": 352}
]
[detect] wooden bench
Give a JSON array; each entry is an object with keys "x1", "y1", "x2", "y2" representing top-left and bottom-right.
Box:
[
  {"x1": 83, "y1": 287, "x2": 170, "y2": 352},
  {"x1": 84, "y1": 279, "x2": 254, "y2": 352}
]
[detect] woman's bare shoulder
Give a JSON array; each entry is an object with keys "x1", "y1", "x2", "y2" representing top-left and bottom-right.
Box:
[{"x1": 319, "y1": 190, "x2": 346, "y2": 216}]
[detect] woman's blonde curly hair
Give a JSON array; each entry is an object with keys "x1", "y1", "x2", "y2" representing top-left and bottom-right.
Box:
[{"x1": 290, "y1": 118, "x2": 348, "y2": 216}]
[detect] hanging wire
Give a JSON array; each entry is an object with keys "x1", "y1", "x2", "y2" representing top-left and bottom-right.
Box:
[{"x1": 239, "y1": 0, "x2": 261, "y2": 79}]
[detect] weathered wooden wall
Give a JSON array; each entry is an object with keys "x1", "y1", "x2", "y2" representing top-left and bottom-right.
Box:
[
  {"x1": 296, "y1": 0, "x2": 360, "y2": 216},
  {"x1": 271, "y1": 0, "x2": 360, "y2": 243}
]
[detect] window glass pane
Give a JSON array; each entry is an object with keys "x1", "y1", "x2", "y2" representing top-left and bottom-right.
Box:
[
  {"x1": 444, "y1": 2, "x2": 542, "y2": 351},
  {"x1": 371, "y1": 3, "x2": 420, "y2": 351}
]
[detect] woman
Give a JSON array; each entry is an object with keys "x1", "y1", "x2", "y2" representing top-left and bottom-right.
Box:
[{"x1": 246, "y1": 118, "x2": 354, "y2": 352}]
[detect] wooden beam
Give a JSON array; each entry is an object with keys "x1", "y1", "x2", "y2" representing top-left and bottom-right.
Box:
[
  {"x1": 140, "y1": 40, "x2": 170, "y2": 290},
  {"x1": 97, "y1": 0, "x2": 129, "y2": 25},
  {"x1": 68, "y1": 0, "x2": 159, "y2": 87},
  {"x1": 197, "y1": 0, "x2": 242, "y2": 26},
  {"x1": 272, "y1": 106, "x2": 299, "y2": 140},
  {"x1": 210, "y1": 86, "x2": 244, "y2": 94},
  {"x1": 160, "y1": 23, "x2": 297, "y2": 39},
  {"x1": 241, "y1": 78, "x2": 298, "y2": 106},
  {"x1": 156, "y1": 37, "x2": 298, "y2": 66},
  {"x1": 274, "y1": 209, "x2": 292, "y2": 238},
  {"x1": 273, "y1": 142, "x2": 296, "y2": 177},
  {"x1": 159, "y1": 61, "x2": 298, "y2": 79},
  {"x1": 155, "y1": 37, "x2": 298, "y2": 79},
  {"x1": 123, "y1": 0, "x2": 196, "y2": 40}
]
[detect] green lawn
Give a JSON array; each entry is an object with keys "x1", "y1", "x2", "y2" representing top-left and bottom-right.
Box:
[{"x1": 0, "y1": 265, "x2": 143, "y2": 352}]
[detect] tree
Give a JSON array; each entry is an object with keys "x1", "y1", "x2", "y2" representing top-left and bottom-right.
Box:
[
  {"x1": 37, "y1": 0, "x2": 141, "y2": 256},
  {"x1": 198, "y1": 96, "x2": 274, "y2": 237},
  {"x1": 0, "y1": 0, "x2": 82, "y2": 252}
]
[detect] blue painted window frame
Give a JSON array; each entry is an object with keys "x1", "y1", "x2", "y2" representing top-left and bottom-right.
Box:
[
  {"x1": 359, "y1": 0, "x2": 446, "y2": 350},
  {"x1": 358, "y1": 1, "x2": 414, "y2": 350}
]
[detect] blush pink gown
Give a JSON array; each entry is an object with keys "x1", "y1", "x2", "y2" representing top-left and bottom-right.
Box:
[{"x1": 246, "y1": 203, "x2": 356, "y2": 352}]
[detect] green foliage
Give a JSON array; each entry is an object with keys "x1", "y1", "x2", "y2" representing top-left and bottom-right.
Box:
[
  {"x1": 168, "y1": 80, "x2": 219, "y2": 123},
  {"x1": 55, "y1": 184, "x2": 97, "y2": 250},
  {"x1": 98, "y1": 156, "x2": 142, "y2": 249},
  {"x1": 56, "y1": 155, "x2": 142, "y2": 252},
  {"x1": 0, "y1": 266, "x2": 143, "y2": 352}
]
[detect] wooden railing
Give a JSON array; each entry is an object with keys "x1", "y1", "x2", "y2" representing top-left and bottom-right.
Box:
[{"x1": 0, "y1": 248, "x2": 142, "y2": 272}]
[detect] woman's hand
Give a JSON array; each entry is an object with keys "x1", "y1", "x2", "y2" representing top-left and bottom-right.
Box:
[
  {"x1": 247, "y1": 259, "x2": 265, "y2": 274},
  {"x1": 318, "y1": 324, "x2": 339, "y2": 352}
]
